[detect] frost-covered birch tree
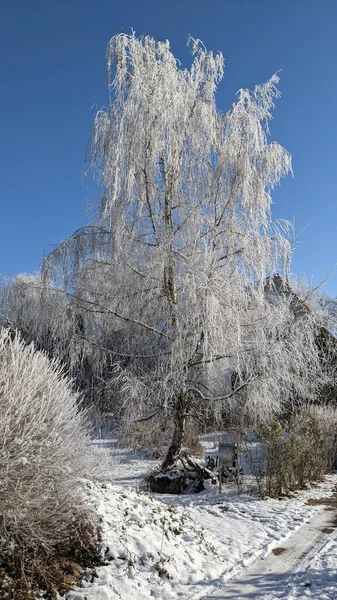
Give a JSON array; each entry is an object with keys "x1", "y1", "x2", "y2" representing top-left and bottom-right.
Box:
[{"x1": 40, "y1": 33, "x2": 326, "y2": 469}]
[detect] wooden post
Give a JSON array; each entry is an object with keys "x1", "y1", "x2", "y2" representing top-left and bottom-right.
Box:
[
  {"x1": 237, "y1": 442, "x2": 241, "y2": 494},
  {"x1": 219, "y1": 458, "x2": 222, "y2": 494}
]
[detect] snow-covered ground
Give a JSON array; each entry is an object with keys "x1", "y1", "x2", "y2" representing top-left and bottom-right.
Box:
[
  {"x1": 287, "y1": 528, "x2": 337, "y2": 600},
  {"x1": 202, "y1": 508, "x2": 337, "y2": 599},
  {"x1": 66, "y1": 440, "x2": 337, "y2": 600}
]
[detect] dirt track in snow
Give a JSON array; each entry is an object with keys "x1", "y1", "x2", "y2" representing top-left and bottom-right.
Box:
[{"x1": 200, "y1": 506, "x2": 337, "y2": 599}]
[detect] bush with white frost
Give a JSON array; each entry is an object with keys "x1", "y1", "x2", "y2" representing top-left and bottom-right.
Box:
[
  {"x1": 244, "y1": 405, "x2": 337, "y2": 498},
  {"x1": 0, "y1": 328, "x2": 100, "y2": 580}
]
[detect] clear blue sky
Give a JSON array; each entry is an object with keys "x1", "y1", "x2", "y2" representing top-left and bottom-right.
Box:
[{"x1": 1, "y1": 0, "x2": 337, "y2": 293}]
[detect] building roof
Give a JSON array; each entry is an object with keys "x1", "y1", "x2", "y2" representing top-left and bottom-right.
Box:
[{"x1": 264, "y1": 274, "x2": 336, "y2": 342}]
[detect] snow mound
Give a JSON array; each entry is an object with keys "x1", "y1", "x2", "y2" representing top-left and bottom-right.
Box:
[{"x1": 67, "y1": 481, "x2": 226, "y2": 599}]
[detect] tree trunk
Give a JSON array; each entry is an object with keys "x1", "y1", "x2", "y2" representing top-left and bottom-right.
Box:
[{"x1": 161, "y1": 393, "x2": 188, "y2": 471}]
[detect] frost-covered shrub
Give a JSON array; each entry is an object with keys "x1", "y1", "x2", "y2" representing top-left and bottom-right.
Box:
[
  {"x1": 245, "y1": 407, "x2": 337, "y2": 498},
  {"x1": 289, "y1": 405, "x2": 337, "y2": 487},
  {"x1": 0, "y1": 329, "x2": 101, "y2": 577},
  {"x1": 244, "y1": 419, "x2": 292, "y2": 498}
]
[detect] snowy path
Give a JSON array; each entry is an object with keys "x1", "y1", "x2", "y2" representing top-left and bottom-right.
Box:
[{"x1": 200, "y1": 508, "x2": 337, "y2": 599}]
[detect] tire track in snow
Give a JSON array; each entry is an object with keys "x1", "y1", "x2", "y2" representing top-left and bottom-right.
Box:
[{"x1": 198, "y1": 508, "x2": 337, "y2": 599}]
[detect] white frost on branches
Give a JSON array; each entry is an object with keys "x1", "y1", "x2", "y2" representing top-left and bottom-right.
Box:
[
  {"x1": 10, "y1": 33, "x2": 334, "y2": 465},
  {"x1": 0, "y1": 328, "x2": 100, "y2": 559}
]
